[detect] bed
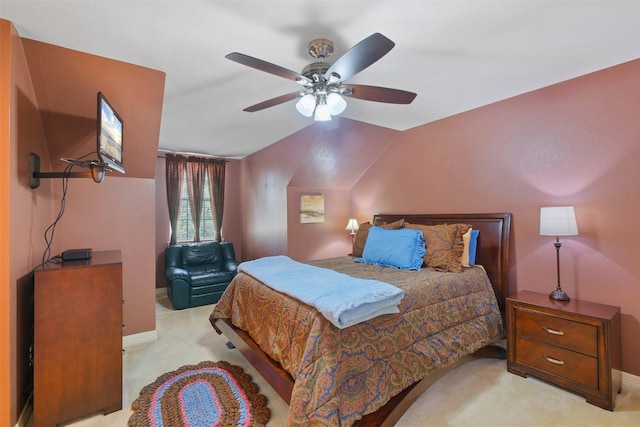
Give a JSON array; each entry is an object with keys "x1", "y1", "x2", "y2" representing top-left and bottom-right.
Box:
[{"x1": 210, "y1": 213, "x2": 511, "y2": 426}]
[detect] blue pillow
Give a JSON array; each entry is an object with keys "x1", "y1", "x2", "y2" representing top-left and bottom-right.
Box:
[
  {"x1": 356, "y1": 226, "x2": 426, "y2": 270},
  {"x1": 469, "y1": 229, "x2": 480, "y2": 265}
]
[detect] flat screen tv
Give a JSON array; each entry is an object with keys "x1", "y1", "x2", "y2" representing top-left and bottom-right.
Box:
[{"x1": 97, "y1": 92, "x2": 125, "y2": 174}]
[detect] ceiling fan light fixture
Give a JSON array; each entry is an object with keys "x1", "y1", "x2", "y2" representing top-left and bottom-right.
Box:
[
  {"x1": 296, "y1": 94, "x2": 316, "y2": 117},
  {"x1": 327, "y1": 72, "x2": 341, "y2": 85},
  {"x1": 314, "y1": 102, "x2": 332, "y2": 121},
  {"x1": 327, "y1": 93, "x2": 347, "y2": 115},
  {"x1": 228, "y1": 34, "x2": 416, "y2": 117}
]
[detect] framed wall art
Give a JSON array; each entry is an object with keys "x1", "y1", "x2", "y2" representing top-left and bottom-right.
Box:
[{"x1": 300, "y1": 194, "x2": 324, "y2": 223}]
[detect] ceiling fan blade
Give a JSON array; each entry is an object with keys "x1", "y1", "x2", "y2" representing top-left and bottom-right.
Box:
[
  {"x1": 226, "y1": 52, "x2": 312, "y2": 85},
  {"x1": 342, "y1": 84, "x2": 417, "y2": 104},
  {"x1": 243, "y1": 91, "x2": 301, "y2": 112},
  {"x1": 324, "y1": 33, "x2": 395, "y2": 82}
]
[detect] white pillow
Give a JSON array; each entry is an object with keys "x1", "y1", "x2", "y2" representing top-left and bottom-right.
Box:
[{"x1": 461, "y1": 228, "x2": 472, "y2": 267}]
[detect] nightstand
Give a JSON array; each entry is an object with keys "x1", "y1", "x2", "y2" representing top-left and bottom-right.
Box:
[{"x1": 506, "y1": 291, "x2": 621, "y2": 411}]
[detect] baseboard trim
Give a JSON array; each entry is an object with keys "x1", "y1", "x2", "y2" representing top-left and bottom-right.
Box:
[
  {"x1": 623, "y1": 370, "x2": 640, "y2": 391},
  {"x1": 16, "y1": 395, "x2": 32, "y2": 427},
  {"x1": 123, "y1": 329, "x2": 158, "y2": 348}
]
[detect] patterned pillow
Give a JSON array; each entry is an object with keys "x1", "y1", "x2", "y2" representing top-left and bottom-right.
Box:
[
  {"x1": 380, "y1": 218, "x2": 405, "y2": 230},
  {"x1": 351, "y1": 222, "x2": 372, "y2": 257},
  {"x1": 448, "y1": 223, "x2": 472, "y2": 270},
  {"x1": 351, "y1": 219, "x2": 404, "y2": 257},
  {"x1": 405, "y1": 223, "x2": 471, "y2": 272}
]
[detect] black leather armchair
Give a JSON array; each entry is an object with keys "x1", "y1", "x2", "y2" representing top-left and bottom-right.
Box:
[{"x1": 164, "y1": 241, "x2": 239, "y2": 309}]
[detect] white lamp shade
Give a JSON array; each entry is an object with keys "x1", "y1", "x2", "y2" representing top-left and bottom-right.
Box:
[
  {"x1": 540, "y1": 206, "x2": 579, "y2": 236},
  {"x1": 314, "y1": 102, "x2": 332, "y2": 121},
  {"x1": 296, "y1": 94, "x2": 316, "y2": 117},
  {"x1": 345, "y1": 218, "x2": 359, "y2": 232},
  {"x1": 327, "y1": 93, "x2": 347, "y2": 115}
]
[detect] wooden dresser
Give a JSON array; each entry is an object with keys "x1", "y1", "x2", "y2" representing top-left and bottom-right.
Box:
[
  {"x1": 506, "y1": 291, "x2": 621, "y2": 411},
  {"x1": 33, "y1": 250, "x2": 123, "y2": 426}
]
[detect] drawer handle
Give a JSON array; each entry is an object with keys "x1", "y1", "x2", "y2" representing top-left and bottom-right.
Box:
[
  {"x1": 543, "y1": 355, "x2": 565, "y2": 365},
  {"x1": 542, "y1": 326, "x2": 564, "y2": 336}
]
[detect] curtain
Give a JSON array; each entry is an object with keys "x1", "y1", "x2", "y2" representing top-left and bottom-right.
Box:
[
  {"x1": 186, "y1": 158, "x2": 207, "y2": 242},
  {"x1": 206, "y1": 159, "x2": 226, "y2": 241},
  {"x1": 165, "y1": 153, "x2": 227, "y2": 243},
  {"x1": 165, "y1": 154, "x2": 185, "y2": 245}
]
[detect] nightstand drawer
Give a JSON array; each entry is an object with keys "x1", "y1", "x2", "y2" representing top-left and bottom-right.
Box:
[
  {"x1": 515, "y1": 336, "x2": 598, "y2": 389},
  {"x1": 507, "y1": 291, "x2": 622, "y2": 411},
  {"x1": 515, "y1": 308, "x2": 597, "y2": 356}
]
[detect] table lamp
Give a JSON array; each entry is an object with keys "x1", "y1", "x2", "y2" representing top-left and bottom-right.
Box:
[
  {"x1": 345, "y1": 219, "x2": 359, "y2": 236},
  {"x1": 539, "y1": 206, "x2": 579, "y2": 301}
]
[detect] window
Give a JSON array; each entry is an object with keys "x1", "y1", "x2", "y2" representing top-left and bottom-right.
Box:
[
  {"x1": 175, "y1": 172, "x2": 215, "y2": 242},
  {"x1": 166, "y1": 153, "x2": 226, "y2": 245}
]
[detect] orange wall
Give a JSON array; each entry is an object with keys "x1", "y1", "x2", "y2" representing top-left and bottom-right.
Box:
[
  {"x1": 241, "y1": 59, "x2": 640, "y2": 377},
  {"x1": 53, "y1": 178, "x2": 158, "y2": 335},
  {"x1": 3, "y1": 20, "x2": 165, "y2": 425},
  {"x1": 1, "y1": 18, "x2": 13, "y2": 427},
  {"x1": 3, "y1": 19, "x2": 56, "y2": 424},
  {"x1": 16, "y1": 37, "x2": 166, "y2": 339},
  {"x1": 20, "y1": 38, "x2": 163, "y2": 179}
]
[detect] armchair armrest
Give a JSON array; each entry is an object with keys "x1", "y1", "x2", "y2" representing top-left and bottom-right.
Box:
[
  {"x1": 223, "y1": 260, "x2": 239, "y2": 272},
  {"x1": 166, "y1": 267, "x2": 191, "y2": 284},
  {"x1": 220, "y1": 242, "x2": 239, "y2": 273}
]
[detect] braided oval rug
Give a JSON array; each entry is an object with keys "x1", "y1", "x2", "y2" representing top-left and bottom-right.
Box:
[{"x1": 128, "y1": 360, "x2": 271, "y2": 427}]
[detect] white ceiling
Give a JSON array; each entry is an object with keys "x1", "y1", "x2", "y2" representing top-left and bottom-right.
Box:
[{"x1": 2, "y1": 1, "x2": 639, "y2": 159}]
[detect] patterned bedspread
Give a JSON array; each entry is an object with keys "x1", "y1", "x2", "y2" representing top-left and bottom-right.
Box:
[{"x1": 210, "y1": 256, "x2": 503, "y2": 426}]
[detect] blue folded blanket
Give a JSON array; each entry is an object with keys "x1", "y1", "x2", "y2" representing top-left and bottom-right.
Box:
[{"x1": 237, "y1": 256, "x2": 405, "y2": 329}]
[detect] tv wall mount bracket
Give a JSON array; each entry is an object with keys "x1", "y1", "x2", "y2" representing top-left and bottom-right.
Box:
[{"x1": 29, "y1": 152, "x2": 109, "y2": 189}]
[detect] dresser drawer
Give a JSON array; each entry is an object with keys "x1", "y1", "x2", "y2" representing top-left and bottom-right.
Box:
[
  {"x1": 515, "y1": 308, "x2": 597, "y2": 356},
  {"x1": 515, "y1": 336, "x2": 598, "y2": 389}
]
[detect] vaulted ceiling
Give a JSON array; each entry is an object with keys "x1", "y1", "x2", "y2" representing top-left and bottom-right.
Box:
[{"x1": 2, "y1": 1, "x2": 639, "y2": 158}]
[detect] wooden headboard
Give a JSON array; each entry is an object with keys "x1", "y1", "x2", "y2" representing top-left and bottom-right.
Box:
[{"x1": 373, "y1": 213, "x2": 512, "y2": 313}]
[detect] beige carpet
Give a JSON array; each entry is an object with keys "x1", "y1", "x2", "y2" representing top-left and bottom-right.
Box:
[{"x1": 45, "y1": 291, "x2": 640, "y2": 427}]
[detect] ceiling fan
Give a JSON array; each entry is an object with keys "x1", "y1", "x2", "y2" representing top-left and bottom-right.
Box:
[{"x1": 226, "y1": 33, "x2": 417, "y2": 121}]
